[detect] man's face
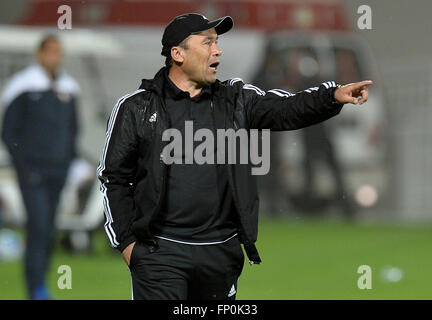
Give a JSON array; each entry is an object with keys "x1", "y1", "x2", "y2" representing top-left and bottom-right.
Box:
[
  {"x1": 179, "y1": 28, "x2": 222, "y2": 86},
  {"x1": 37, "y1": 39, "x2": 63, "y2": 74}
]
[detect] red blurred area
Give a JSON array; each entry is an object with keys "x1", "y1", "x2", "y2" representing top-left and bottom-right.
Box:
[{"x1": 20, "y1": 0, "x2": 351, "y2": 31}]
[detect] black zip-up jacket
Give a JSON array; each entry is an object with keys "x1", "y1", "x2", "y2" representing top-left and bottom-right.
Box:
[{"x1": 97, "y1": 67, "x2": 343, "y2": 264}]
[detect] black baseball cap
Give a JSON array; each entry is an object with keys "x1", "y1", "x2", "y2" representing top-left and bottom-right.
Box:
[{"x1": 161, "y1": 13, "x2": 233, "y2": 57}]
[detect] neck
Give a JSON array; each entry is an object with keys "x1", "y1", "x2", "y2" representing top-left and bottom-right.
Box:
[
  {"x1": 168, "y1": 66, "x2": 202, "y2": 98},
  {"x1": 47, "y1": 70, "x2": 56, "y2": 81},
  {"x1": 41, "y1": 65, "x2": 57, "y2": 81}
]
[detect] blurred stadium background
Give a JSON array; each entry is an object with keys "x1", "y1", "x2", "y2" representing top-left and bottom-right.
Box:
[{"x1": 0, "y1": 0, "x2": 431, "y2": 300}]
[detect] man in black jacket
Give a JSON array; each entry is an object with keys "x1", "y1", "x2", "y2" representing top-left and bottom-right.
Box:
[
  {"x1": 1, "y1": 35, "x2": 79, "y2": 299},
  {"x1": 97, "y1": 13, "x2": 372, "y2": 300}
]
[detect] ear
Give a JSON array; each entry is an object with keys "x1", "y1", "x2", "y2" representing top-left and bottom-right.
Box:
[{"x1": 171, "y1": 46, "x2": 185, "y2": 64}]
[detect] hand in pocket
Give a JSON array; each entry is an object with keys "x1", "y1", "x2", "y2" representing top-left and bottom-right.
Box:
[{"x1": 122, "y1": 241, "x2": 136, "y2": 267}]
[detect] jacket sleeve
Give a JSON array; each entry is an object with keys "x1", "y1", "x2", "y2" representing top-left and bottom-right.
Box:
[
  {"x1": 97, "y1": 95, "x2": 140, "y2": 253},
  {"x1": 233, "y1": 79, "x2": 344, "y2": 130},
  {"x1": 1, "y1": 92, "x2": 27, "y2": 162},
  {"x1": 70, "y1": 96, "x2": 79, "y2": 159}
]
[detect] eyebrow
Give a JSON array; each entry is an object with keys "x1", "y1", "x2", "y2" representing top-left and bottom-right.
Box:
[{"x1": 204, "y1": 35, "x2": 218, "y2": 42}]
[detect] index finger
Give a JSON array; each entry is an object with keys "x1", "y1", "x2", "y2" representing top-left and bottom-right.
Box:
[{"x1": 349, "y1": 80, "x2": 373, "y2": 90}]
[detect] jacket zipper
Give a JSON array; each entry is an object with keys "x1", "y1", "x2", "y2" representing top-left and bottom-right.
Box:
[
  {"x1": 227, "y1": 111, "x2": 258, "y2": 264},
  {"x1": 233, "y1": 119, "x2": 239, "y2": 130},
  {"x1": 148, "y1": 97, "x2": 170, "y2": 232}
]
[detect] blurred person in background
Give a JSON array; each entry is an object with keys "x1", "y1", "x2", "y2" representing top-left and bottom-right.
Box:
[
  {"x1": 288, "y1": 51, "x2": 355, "y2": 218},
  {"x1": 254, "y1": 48, "x2": 354, "y2": 218},
  {"x1": 1, "y1": 34, "x2": 80, "y2": 299},
  {"x1": 251, "y1": 48, "x2": 290, "y2": 216},
  {"x1": 97, "y1": 13, "x2": 371, "y2": 300}
]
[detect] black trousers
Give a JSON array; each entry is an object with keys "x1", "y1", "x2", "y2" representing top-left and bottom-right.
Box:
[
  {"x1": 129, "y1": 236, "x2": 244, "y2": 300},
  {"x1": 15, "y1": 165, "x2": 66, "y2": 296}
]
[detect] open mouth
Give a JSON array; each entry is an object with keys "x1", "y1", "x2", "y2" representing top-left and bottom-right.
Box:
[{"x1": 209, "y1": 61, "x2": 220, "y2": 72}]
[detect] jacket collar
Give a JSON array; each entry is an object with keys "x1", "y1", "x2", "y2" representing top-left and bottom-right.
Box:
[
  {"x1": 139, "y1": 66, "x2": 222, "y2": 98},
  {"x1": 139, "y1": 67, "x2": 166, "y2": 95}
]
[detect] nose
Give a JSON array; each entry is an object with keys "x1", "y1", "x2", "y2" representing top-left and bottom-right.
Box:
[{"x1": 212, "y1": 43, "x2": 222, "y2": 56}]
